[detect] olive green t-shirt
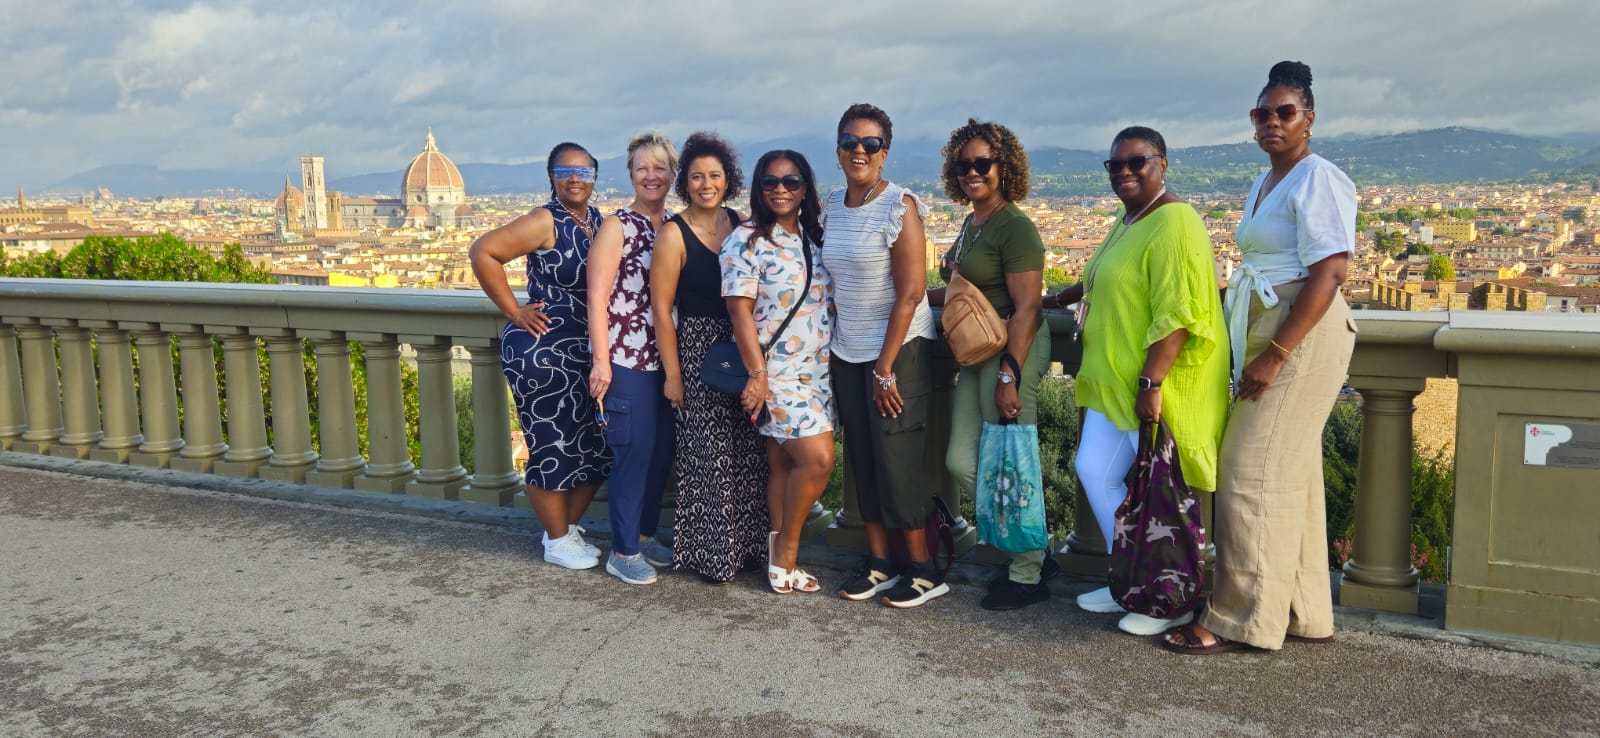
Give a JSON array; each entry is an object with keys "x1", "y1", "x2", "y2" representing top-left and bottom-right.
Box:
[{"x1": 942, "y1": 202, "x2": 1045, "y2": 318}]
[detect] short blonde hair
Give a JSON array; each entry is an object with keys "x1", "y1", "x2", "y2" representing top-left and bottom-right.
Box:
[{"x1": 626, "y1": 131, "x2": 678, "y2": 175}]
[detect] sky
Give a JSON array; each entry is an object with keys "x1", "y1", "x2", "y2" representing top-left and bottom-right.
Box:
[{"x1": 3, "y1": 0, "x2": 1597, "y2": 188}]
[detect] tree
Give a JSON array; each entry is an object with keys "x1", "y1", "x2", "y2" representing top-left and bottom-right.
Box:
[
  {"x1": 1372, "y1": 229, "x2": 1407, "y2": 258},
  {"x1": 1042, "y1": 267, "x2": 1074, "y2": 293},
  {"x1": 1393, "y1": 206, "x2": 1421, "y2": 225},
  {"x1": 1491, "y1": 224, "x2": 1513, "y2": 237},
  {"x1": 1404, "y1": 243, "x2": 1434, "y2": 257},
  {"x1": 1423, "y1": 254, "x2": 1456, "y2": 281},
  {"x1": 1564, "y1": 207, "x2": 1588, "y2": 223}
]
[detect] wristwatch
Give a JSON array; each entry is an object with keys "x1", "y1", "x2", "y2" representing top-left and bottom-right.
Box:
[
  {"x1": 998, "y1": 372, "x2": 1016, "y2": 385},
  {"x1": 1138, "y1": 376, "x2": 1162, "y2": 391}
]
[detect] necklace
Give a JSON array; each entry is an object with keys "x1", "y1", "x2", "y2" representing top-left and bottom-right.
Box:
[
  {"x1": 1074, "y1": 187, "x2": 1169, "y2": 343},
  {"x1": 854, "y1": 179, "x2": 884, "y2": 207},
  {"x1": 562, "y1": 202, "x2": 596, "y2": 240}
]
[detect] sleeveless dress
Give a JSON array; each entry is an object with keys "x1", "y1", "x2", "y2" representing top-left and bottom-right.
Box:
[
  {"x1": 667, "y1": 210, "x2": 771, "y2": 582},
  {"x1": 500, "y1": 200, "x2": 612, "y2": 491}
]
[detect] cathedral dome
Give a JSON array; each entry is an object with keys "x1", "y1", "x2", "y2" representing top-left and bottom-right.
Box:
[
  {"x1": 401, "y1": 128, "x2": 465, "y2": 192},
  {"x1": 275, "y1": 178, "x2": 304, "y2": 209}
]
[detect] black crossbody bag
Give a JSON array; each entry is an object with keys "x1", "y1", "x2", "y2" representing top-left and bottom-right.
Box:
[{"x1": 699, "y1": 234, "x2": 815, "y2": 395}]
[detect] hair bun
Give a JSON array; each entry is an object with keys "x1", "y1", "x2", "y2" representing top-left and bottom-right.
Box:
[{"x1": 1267, "y1": 60, "x2": 1313, "y2": 89}]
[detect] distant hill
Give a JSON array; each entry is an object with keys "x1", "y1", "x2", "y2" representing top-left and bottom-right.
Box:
[{"x1": 42, "y1": 127, "x2": 1600, "y2": 199}]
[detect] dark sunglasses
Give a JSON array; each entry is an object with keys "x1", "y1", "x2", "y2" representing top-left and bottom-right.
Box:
[
  {"x1": 948, "y1": 157, "x2": 997, "y2": 177},
  {"x1": 838, "y1": 134, "x2": 886, "y2": 155},
  {"x1": 759, "y1": 174, "x2": 807, "y2": 193},
  {"x1": 1103, "y1": 154, "x2": 1164, "y2": 174},
  {"x1": 1249, "y1": 104, "x2": 1309, "y2": 125}
]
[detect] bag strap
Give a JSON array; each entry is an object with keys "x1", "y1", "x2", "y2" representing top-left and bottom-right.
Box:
[
  {"x1": 930, "y1": 495, "x2": 957, "y2": 577},
  {"x1": 760, "y1": 232, "x2": 814, "y2": 357}
]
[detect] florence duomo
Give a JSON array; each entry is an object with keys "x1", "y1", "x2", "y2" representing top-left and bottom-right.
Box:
[{"x1": 275, "y1": 128, "x2": 473, "y2": 238}]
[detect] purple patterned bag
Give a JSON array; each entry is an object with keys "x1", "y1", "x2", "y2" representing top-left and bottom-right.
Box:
[{"x1": 1109, "y1": 418, "x2": 1207, "y2": 619}]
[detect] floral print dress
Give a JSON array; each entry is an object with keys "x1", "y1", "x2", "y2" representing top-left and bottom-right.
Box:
[{"x1": 720, "y1": 223, "x2": 834, "y2": 440}]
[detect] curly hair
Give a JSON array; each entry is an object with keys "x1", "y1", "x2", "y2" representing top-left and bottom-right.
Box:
[
  {"x1": 940, "y1": 118, "x2": 1030, "y2": 204},
  {"x1": 674, "y1": 131, "x2": 743, "y2": 204},
  {"x1": 748, "y1": 150, "x2": 823, "y2": 248},
  {"x1": 1260, "y1": 60, "x2": 1314, "y2": 109},
  {"x1": 545, "y1": 141, "x2": 597, "y2": 199},
  {"x1": 837, "y1": 103, "x2": 893, "y2": 148}
]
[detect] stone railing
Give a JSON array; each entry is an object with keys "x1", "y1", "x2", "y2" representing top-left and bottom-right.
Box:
[{"x1": 2, "y1": 279, "x2": 1596, "y2": 644}]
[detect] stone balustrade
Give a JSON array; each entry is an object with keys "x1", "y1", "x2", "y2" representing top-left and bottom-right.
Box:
[{"x1": 2, "y1": 278, "x2": 1596, "y2": 644}]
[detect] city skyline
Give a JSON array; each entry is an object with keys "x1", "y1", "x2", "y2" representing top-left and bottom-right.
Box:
[{"x1": 4, "y1": 0, "x2": 1598, "y2": 187}]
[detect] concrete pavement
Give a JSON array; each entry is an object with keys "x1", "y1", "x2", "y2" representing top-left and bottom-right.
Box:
[{"x1": 1, "y1": 465, "x2": 1596, "y2": 737}]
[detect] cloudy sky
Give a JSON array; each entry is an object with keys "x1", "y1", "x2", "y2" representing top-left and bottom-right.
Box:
[{"x1": 3, "y1": 0, "x2": 1596, "y2": 188}]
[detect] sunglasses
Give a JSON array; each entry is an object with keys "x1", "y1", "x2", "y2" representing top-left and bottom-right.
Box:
[
  {"x1": 758, "y1": 174, "x2": 807, "y2": 193},
  {"x1": 552, "y1": 165, "x2": 597, "y2": 182},
  {"x1": 838, "y1": 134, "x2": 886, "y2": 155},
  {"x1": 1249, "y1": 104, "x2": 1309, "y2": 125},
  {"x1": 1103, "y1": 154, "x2": 1164, "y2": 174},
  {"x1": 948, "y1": 157, "x2": 997, "y2": 177}
]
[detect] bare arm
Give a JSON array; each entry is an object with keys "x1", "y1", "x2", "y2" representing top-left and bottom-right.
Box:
[
  {"x1": 872, "y1": 194, "x2": 928, "y2": 417},
  {"x1": 585, "y1": 215, "x2": 625, "y2": 400},
  {"x1": 994, "y1": 269, "x2": 1043, "y2": 418},
  {"x1": 469, "y1": 208, "x2": 555, "y2": 335},
  {"x1": 1237, "y1": 253, "x2": 1349, "y2": 401},
  {"x1": 651, "y1": 222, "x2": 687, "y2": 409}
]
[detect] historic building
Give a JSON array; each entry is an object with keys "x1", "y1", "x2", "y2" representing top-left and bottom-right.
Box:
[
  {"x1": 276, "y1": 129, "x2": 473, "y2": 237},
  {"x1": 1, "y1": 188, "x2": 95, "y2": 229}
]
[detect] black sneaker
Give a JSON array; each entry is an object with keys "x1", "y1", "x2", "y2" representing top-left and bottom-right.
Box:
[
  {"x1": 980, "y1": 578, "x2": 1049, "y2": 611},
  {"x1": 839, "y1": 557, "x2": 900, "y2": 601},
  {"x1": 881, "y1": 561, "x2": 951, "y2": 609},
  {"x1": 987, "y1": 555, "x2": 1062, "y2": 592}
]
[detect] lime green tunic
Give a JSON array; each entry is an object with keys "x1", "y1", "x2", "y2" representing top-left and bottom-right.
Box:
[{"x1": 1074, "y1": 203, "x2": 1229, "y2": 491}]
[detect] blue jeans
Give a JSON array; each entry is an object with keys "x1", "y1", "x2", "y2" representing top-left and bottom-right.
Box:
[{"x1": 604, "y1": 364, "x2": 675, "y2": 555}]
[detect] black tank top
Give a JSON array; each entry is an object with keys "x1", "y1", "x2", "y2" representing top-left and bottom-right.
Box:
[{"x1": 672, "y1": 209, "x2": 739, "y2": 319}]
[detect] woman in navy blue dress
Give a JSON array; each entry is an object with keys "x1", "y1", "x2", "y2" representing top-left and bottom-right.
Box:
[{"x1": 470, "y1": 142, "x2": 612, "y2": 570}]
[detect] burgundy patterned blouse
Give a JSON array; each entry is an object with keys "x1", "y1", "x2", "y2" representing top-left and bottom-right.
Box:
[{"x1": 606, "y1": 207, "x2": 664, "y2": 371}]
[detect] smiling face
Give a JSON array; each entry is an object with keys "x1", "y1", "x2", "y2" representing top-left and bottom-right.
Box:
[
  {"x1": 956, "y1": 137, "x2": 1002, "y2": 205},
  {"x1": 760, "y1": 156, "x2": 806, "y2": 221},
  {"x1": 1106, "y1": 137, "x2": 1168, "y2": 209},
  {"x1": 836, "y1": 117, "x2": 888, "y2": 187},
  {"x1": 551, "y1": 149, "x2": 596, "y2": 209},
  {"x1": 684, "y1": 155, "x2": 727, "y2": 211},
  {"x1": 629, "y1": 147, "x2": 672, "y2": 208},
  {"x1": 1253, "y1": 85, "x2": 1315, "y2": 157}
]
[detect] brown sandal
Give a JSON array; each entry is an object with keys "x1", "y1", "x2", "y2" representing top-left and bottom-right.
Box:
[
  {"x1": 1286, "y1": 633, "x2": 1335, "y2": 644},
  {"x1": 1162, "y1": 624, "x2": 1246, "y2": 655}
]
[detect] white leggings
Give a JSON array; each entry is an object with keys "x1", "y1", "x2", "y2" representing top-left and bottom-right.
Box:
[{"x1": 1073, "y1": 409, "x2": 1140, "y2": 554}]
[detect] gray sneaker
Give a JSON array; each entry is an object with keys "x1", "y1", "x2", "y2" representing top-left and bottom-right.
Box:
[
  {"x1": 639, "y1": 537, "x2": 674, "y2": 568},
  {"x1": 606, "y1": 552, "x2": 658, "y2": 585}
]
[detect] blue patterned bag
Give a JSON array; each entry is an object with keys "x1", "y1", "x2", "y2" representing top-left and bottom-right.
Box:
[{"x1": 976, "y1": 419, "x2": 1048, "y2": 553}]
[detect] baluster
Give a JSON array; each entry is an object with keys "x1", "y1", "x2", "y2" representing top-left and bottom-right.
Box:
[
  {"x1": 1339, "y1": 379, "x2": 1424, "y2": 614},
  {"x1": 304, "y1": 331, "x2": 364, "y2": 488},
  {"x1": 14, "y1": 319, "x2": 63, "y2": 454},
  {"x1": 84, "y1": 321, "x2": 143, "y2": 463},
  {"x1": 214, "y1": 328, "x2": 272, "y2": 477},
  {"x1": 0, "y1": 323, "x2": 27, "y2": 450},
  {"x1": 403, "y1": 337, "x2": 467, "y2": 499},
  {"x1": 458, "y1": 339, "x2": 521, "y2": 505},
  {"x1": 128, "y1": 325, "x2": 184, "y2": 467},
  {"x1": 170, "y1": 325, "x2": 227, "y2": 473},
  {"x1": 352, "y1": 333, "x2": 416, "y2": 492},
  {"x1": 257, "y1": 331, "x2": 317, "y2": 482}
]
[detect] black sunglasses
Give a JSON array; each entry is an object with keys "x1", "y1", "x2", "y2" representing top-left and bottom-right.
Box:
[
  {"x1": 948, "y1": 157, "x2": 997, "y2": 177},
  {"x1": 1103, "y1": 154, "x2": 1164, "y2": 174},
  {"x1": 758, "y1": 174, "x2": 806, "y2": 193},
  {"x1": 838, "y1": 134, "x2": 886, "y2": 155},
  {"x1": 1249, "y1": 103, "x2": 1309, "y2": 125}
]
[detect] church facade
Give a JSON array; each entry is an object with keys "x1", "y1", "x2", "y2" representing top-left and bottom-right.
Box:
[{"x1": 276, "y1": 129, "x2": 473, "y2": 237}]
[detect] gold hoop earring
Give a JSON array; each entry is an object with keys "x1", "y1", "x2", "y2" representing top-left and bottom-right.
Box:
[{"x1": 1305, "y1": 130, "x2": 1313, "y2": 139}]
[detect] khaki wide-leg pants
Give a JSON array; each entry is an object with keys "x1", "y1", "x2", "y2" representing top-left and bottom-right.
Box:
[{"x1": 1201, "y1": 281, "x2": 1356, "y2": 650}]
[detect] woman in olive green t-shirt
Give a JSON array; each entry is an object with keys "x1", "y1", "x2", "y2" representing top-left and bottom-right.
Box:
[{"x1": 928, "y1": 119, "x2": 1052, "y2": 612}]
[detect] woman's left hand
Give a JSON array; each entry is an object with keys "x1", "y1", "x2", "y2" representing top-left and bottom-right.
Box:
[
  {"x1": 588, "y1": 361, "x2": 612, "y2": 400},
  {"x1": 1237, "y1": 351, "x2": 1286, "y2": 401},
  {"x1": 1135, "y1": 387, "x2": 1162, "y2": 422},
  {"x1": 872, "y1": 379, "x2": 903, "y2": 418},
  {"x1": 994, "y1": 380, "x2": 1022, "y2": 421}
]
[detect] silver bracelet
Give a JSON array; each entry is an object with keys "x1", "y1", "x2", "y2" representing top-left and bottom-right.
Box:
[{"x1": 872, "y1": 371, "x2": 897, "y2": 390}]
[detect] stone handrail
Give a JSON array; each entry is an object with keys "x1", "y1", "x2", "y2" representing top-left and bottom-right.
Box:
[{"x1": 4, "y1": 279, "x2": 1596, "y2": 642}]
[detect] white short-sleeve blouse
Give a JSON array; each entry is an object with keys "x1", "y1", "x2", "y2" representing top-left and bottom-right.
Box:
[
  {"x1": 1235, "y1": 153, "x2": 1357, "y2": 284},
  {"x1": 818, "y1": 182, "x2": 937, "y2": 363}
]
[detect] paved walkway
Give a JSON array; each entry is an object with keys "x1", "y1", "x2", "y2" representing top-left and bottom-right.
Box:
[{"x1": 1, "y1": 465, "x2": 1596, "y2": 737}]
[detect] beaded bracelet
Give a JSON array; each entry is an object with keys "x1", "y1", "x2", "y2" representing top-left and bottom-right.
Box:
[{"x1": 873, "y1": 371, "x2": 897, "y2": 390}]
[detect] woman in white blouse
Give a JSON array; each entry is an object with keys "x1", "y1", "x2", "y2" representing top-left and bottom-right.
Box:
[
  {"x1": 820, "y1": 104, "x2": 947, "y2": 609},
  {"x1": 1165, "y1": 61, "x2": 1359, "y2": 655}
]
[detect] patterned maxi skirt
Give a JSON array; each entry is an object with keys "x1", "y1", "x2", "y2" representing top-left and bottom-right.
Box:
[{"x1": 671, "y1": 315, "x2": 771, "y2": 581}]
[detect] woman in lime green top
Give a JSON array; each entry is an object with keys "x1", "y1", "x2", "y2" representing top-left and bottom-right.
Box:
[{"x1": 1043, "y1": 126, "x2": 1230, "y2": 636}]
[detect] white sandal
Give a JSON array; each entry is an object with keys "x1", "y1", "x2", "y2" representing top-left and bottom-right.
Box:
[{"x1": 768, "y1": 564, "x2": 794, "y2": 594}]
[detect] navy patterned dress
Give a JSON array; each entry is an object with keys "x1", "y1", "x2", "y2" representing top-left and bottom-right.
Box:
[{"x1": 501, "y1": 200, "x2": 612, "y2": 490}]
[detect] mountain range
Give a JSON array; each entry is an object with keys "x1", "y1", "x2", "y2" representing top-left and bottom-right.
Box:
[{"x1": 40, "y1": 127, "x2": 1600, "y2": 200}]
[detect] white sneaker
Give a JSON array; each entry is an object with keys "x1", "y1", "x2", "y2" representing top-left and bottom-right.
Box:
[
  {"x1": 1117, "y1": 610, "x2": 1195, "y2": 636},
  {"x1": 543, "y1": 530, "x2": 600, "y2": 570},
  {"x1": 1076, "y1": 586, "x2": 1126, "y2": 614},
  {"x1": 572, "y1": 525, "x2": 602, "y2": 558}
]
